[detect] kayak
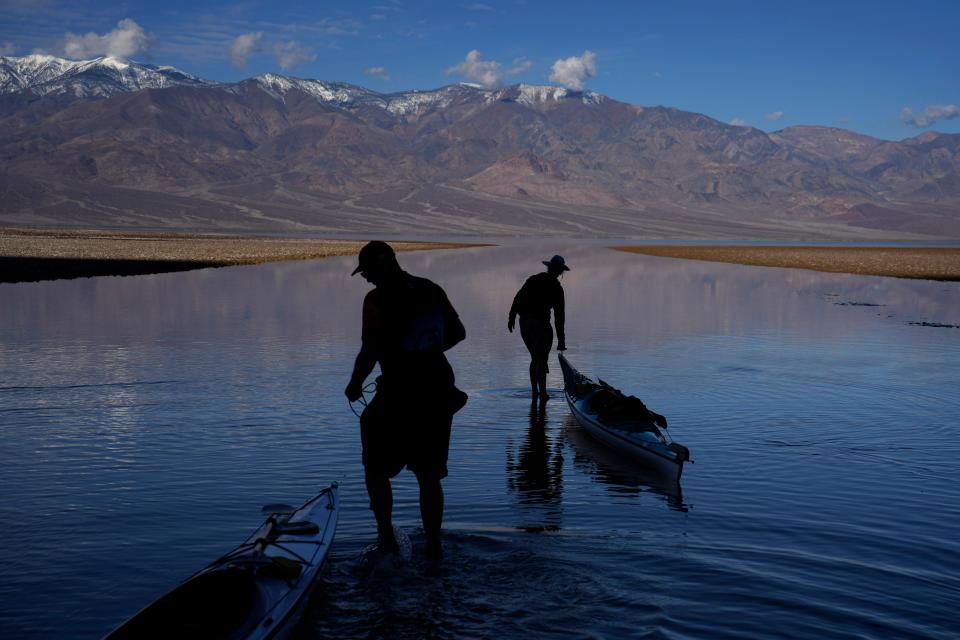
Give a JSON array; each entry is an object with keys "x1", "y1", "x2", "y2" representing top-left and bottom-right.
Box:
[
  {"x1": 559, "y1": 353, "x2": 690, "y2": 481},
  {"x1": 105, "y1": 483, "x2": 340, "y2": 640}
]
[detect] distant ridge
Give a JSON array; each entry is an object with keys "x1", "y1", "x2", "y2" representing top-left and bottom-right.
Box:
[{"x1": 1, "y1": 54, "x2": 957, "y2": 239}]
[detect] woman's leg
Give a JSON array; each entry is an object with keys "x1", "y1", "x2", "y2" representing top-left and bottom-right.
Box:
[
  {"x1": 521, "y1": 319, "x2": 553, "y2": 396},
  {"x1": 521, "y1": 319, "x2": 541, "y2": 396},
  {"x1": 537, "y1": 323, "x2": 554, "y2": 397}
]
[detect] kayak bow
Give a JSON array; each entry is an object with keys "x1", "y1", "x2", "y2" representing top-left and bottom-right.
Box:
[{"x1": 105, "y1": 483, "x2": 339, "y2": 640}]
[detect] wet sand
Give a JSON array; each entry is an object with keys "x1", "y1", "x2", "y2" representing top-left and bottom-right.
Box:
[
  {"x1": 616, "y1": 245, "x2": 960, "y2": 281},
  {"x1": 0, "y1": 228, "x2": 481, "y2": 284}
]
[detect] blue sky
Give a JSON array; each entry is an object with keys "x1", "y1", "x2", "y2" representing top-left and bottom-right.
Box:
[{"x1": 2, "y1": 0, "x2": 958, "y2": 140}]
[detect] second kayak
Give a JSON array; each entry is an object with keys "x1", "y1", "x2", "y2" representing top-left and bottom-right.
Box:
[{"x1": 104, "y1": 483, "x2": 340, "y2": 640}]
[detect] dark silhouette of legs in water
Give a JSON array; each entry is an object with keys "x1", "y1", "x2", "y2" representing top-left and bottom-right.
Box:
[
  {"x1": 520, "y1": 317, "x2": 553, "y2": 398},
  {"x1": 366, "y1": 469, "x2": 444, "y2": 558},
  {"x1": 529, "y1": 355, "x2": 549, "y2": 398}
]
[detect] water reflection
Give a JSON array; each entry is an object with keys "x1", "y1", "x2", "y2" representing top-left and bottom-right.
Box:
[
  {"x1": 2, "y1": 243, "x2": 960, "y2": 640},
  {"x1": 564, "y1": 416, "x2": 687, "y2": 512},
  {"x1": 505, "y1": 398, "x2": 564, "y2": 531}
]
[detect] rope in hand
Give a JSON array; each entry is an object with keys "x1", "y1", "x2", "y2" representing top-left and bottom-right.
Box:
[{"x1": 348, "y1": 381, "x2": 379, "y2": 418}]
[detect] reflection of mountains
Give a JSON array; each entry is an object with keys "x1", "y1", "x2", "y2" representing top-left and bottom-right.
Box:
[
  {"x1": 5, "y1": 244, "x2": 957, "y2": 347},
  {"x1": 564, "y1": 415, "x2": 687, "y2": 512},
  {"x1": 505, "y1": 400, "x2": 564, "y2": 531}
]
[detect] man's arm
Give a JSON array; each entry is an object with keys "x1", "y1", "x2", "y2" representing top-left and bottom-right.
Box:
[
  {"x1": 345, "y1": 295, "x2": 379, "y2": 401},
  {"x1": 345, "y1": 344, "x2": 377, "y2": 401}
]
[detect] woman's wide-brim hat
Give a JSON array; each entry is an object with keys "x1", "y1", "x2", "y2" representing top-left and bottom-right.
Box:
[{"x1": 543, "y1": 255, "x2": 570, "y2": 271}]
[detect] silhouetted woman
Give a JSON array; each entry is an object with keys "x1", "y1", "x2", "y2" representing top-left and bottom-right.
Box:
[{"x1": 508, "y1": 255, "x2": 568, "y2": 399}]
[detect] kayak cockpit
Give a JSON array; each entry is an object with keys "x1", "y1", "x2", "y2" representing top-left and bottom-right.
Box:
[
  {"x1": 582, "y1": 387, "x2": 666, "y2": 435},
  {"x1": 105, "y1": 568, "x2": 265, "y2": 640}
]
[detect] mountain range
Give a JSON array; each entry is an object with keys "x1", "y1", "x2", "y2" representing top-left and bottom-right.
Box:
[{"x1": 1, "y1": 54, "x2": 958, "y2": 239}]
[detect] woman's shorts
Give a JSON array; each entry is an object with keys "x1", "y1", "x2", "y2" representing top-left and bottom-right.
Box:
[{"x1": 520, "y1": 317, "x2": 553, "y2": 363}]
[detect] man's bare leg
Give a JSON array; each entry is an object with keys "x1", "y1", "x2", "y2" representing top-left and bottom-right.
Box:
[
  {"x1": 365, "y1": 470, "x2": 399, "y2": 554},
  {"x1": 416, "y1": 473, "x2": 444, "y2": 560}
]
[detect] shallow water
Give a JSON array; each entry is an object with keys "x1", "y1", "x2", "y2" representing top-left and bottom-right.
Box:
[{"x1": 1, "y1": 244, "x2": 959, "y2": 639}]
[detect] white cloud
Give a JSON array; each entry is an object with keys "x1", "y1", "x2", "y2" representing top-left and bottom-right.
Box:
[
  {"x1": 272, "y1": 40, "x2": 315, "y2": 71},
  {"x1": 0, "y1": 41, "x2": 15, "y2": 56},
  {"x1": 464, "y1": 3, "x2": 494, "y2": 10},
  {"x1": 370, "y1": 13, "x2": 387, "y2": 20},
  {"x1": 765, "y1": 110, "x2": 784, "y2": 121},
  {"x1": 365, "y1": 66, "x2": 390, "y2": 80},
  {"x1": 61, "y1": 18, "x2": 152, "y2": 59},
  {"x1": 549, "y1": 50, "x2": 597, "y2": 91},
  {"x1": 730, "y1": 118, "x2": 749, "y2": 127},
  {"x1": 508, "y1": 57, "x2": 532, "y2": 75},
  {"x1": 901, "y1": 104, "x2": 959, "y2": 128},
  {"x1": 446, "y1": 49, "x2": 502, "y2": 88},
  {"x1": 230, "y1": 32, "x2": 263, "y2": 68}
]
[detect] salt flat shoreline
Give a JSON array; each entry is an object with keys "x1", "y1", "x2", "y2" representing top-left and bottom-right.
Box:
[
  {"x1": 0, "y1": 228, "x2": 482, "y2": 284},
  {"x1": 617, "y1": 245, "x2": 960, "y2": 281},
  {"x1": 5, "y1": 228, "x2": 960, "y2": 283}
]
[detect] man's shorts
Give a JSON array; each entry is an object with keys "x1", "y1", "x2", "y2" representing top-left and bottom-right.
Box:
[{"x1": 360, "y1": 387, "x2": 455, "y2": 480}]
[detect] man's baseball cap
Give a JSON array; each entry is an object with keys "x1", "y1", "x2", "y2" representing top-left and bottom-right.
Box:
[{"x1": 351, "y1": 240, "x2": 396, "y2": 275}]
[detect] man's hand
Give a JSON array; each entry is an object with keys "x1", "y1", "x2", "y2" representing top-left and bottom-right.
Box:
[
  {"x1": 345, "y1": 379, "x2": 364, "y2": 402},
  {"x1": 507, "y1": 317, "x2": 515, "y2": 333},
  {"x1": 557, "y1": 340, "x2": 567, "y2": 351}
]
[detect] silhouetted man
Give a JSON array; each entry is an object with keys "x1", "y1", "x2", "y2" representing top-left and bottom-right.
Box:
[
  {"x1": 508, "y1": 255, "x2": 568, "y2": 399},
  {"x1": 345, "y1": 241, "x2": 466, "y2": 559}
]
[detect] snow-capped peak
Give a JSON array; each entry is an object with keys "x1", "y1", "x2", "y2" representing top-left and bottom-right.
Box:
[
  {"x1": 248, "y1": 74, "x2": 483, "y2": 115},
  {"x1": 95, "y1": 56, "x2": 131, "y2": 70},
  {"x1": 1, "y1": 53, "x2": 80, "y2": 89},
  {"x1": 242, "y1": 74, "x2": 609, "y2": 117},
  {"x1": 250, "y1": 73, "x2": 383, "y2": 107},
  {"x1": 0, "y1": 54, "x2": 216, "y2": 98},
  {"x1": 384, "y1": 85, "x2": 470, "y2": 115},
  {"x1": 509, "y1": 83, "x2": 605, "y2": 106},
  {"x1": 17, "y1": 53, "x2": 68, "y2": 65}
]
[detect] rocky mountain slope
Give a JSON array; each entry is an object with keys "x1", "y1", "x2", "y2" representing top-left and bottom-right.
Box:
[{"x1": 1, "y1": 55, "x2": 957, "y2": 239}]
